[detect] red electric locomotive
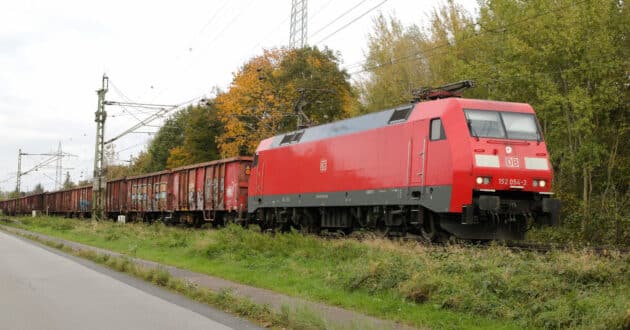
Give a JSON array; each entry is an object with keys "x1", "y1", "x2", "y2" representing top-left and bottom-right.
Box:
[{"x1": 248, "y1": 82, "x2": 559, "y2": 240}]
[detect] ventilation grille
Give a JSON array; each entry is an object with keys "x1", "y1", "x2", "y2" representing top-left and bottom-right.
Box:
[
  {"x1": 388, "y1": 106, "x2": 413, "y2": 124},
  {"x1": 280, "y1": 131, "x2": 304, "y2": 145}
]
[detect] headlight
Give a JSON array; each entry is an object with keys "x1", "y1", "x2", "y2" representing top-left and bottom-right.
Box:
[
  {"x1": 476, "y1": 177, "x2": 483, "y2": 184},
  {"x1": 533, "y1": 180, "x2": 538, "y2": 187},
  {"x1": 539, "y1": 180, "x2": 546, "y2": 187},
  {"x1": 483, "y1": 177, "x2": 491, "y2": 184}
]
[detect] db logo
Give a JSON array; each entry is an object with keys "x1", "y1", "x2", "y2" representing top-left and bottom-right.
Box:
[
  {"x1": 319, "y1": 159, "x2": 328, "y2": 173},
  {"x1": 505, "y1": 157, "x2": 520, "y2": 168}
]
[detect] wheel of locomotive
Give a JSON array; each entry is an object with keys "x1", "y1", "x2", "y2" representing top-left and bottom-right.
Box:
[
  {"x1": 299, "y1": 209, "x2": 321, "y2": 235},
  {"x1": 421, "y1": 212, "x2": 438, "y2": 242},
  {"x1": 258, "y1": 209, "x2": 276, "y2": 233}
]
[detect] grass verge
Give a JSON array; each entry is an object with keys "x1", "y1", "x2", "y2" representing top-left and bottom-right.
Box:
[{"x1": 4, "y1": 216, "x2": 630, "y2": 329}]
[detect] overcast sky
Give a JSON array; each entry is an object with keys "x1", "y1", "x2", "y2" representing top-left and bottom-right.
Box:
[{"x1": 0, "y1": 0, "x2": 478, "y2": 192}]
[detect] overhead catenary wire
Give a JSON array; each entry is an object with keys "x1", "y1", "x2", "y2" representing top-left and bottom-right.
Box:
[
  {"x1": 0, "y1": 175, "x2": 17, "y2": 185},
  {"x1": 104, "y1": 94, "x2": 204, "y2": 145}
]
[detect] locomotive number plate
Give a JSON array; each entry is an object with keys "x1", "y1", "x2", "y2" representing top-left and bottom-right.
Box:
[{"x1": 498, "y1": 178, "x2": 528, "y2": 186}]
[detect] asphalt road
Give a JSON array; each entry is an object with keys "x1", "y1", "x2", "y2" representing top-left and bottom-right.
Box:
[{"x1": 0, "y1": 230, "x2": 261, "y2": 330}]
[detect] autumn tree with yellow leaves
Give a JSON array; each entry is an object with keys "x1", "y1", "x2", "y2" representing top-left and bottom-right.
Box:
[{"x1": 216, "y1": 47, "x2": 357, "y2": 157}]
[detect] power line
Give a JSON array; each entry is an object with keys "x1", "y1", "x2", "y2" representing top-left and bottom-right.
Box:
[
  {"x1": 0, "y1": 176, "x2": 16, "y2": 185},
  {"x1": 148, "y1": 0, "x2": 256, "y2": 103},
  {"x1": 117, "y1": 141, "x2": 148, "y2": 154},
  {"x1": 315, "y1": 0, "x2": 388, "y2": 45},
  {"x1": 188, "y1": 0, "x2": 232, "y2": 46},
  {"x1": 135, "y1": 0, "x2": 232, "y2": 102},
  {"x1": 309, "y1": 0, "x2": 371, "y2": 40},
  {"x1": 310, "y1": 0, "x2": 335, "y2": 22}
]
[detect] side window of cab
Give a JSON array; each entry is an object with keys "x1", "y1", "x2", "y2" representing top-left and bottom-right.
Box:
[
  {"x1": 252, "y1": 153, "x2": 259, "y2": 167},
  {"x1": 430, "y1": 118, "x2": 446, "y2": 141}
]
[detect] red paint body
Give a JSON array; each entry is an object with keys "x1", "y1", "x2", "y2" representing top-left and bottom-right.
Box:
[{"x1": 249, "y1": 98, "x2": 553, "y2": 214}]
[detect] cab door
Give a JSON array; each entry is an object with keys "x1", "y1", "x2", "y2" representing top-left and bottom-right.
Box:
[
  {"x1": 409, "y1": 120, "x2": 427, "y2": 187},
  {"x1": 253, "y1": 153, "x2": 263, "y2": 195},
  {"x1": 425, "y1": 117, "x2": 451, "y2": 185}
]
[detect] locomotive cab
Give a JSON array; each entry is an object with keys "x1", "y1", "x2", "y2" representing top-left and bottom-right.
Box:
[{"x1": 444, "y1": 102, "x2": 560, "y2": 239}]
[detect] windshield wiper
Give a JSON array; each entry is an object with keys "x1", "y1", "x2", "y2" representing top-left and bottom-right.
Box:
[{"x1": 467, "y1": 120, "x2": 480, "y2": 141}]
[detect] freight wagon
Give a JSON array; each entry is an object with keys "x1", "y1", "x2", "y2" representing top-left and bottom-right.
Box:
[
  {"x1": 0, "y1": 193, "x2": 44, "y2": 216},
  {"x1": 105, "y1": 156, "x2": 252, "y2": 225},
  {"x1": 0, "y1": 158, "x2": 252, "y2": 226},
  {"x1": 44, "y1": 185, "x2": 92, "y2": 218}
]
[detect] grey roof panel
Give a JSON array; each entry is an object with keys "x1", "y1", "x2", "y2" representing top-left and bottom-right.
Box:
[{"x1": 268, "y1": 104, "x2": 415, "y2": 149}]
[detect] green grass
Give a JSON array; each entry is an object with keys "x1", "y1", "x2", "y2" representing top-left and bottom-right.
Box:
[{"x1": 5, "y1": 216, "x2": 630, "y2": 329}]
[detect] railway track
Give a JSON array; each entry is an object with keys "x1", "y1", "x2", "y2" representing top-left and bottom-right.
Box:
[
  {"x1": 3, "y1": 216, "x2": 628, "y2": 256},
  {"x1": 501, "y1": 241, "x2": 630, "y2": 256},
  {"x1": 319, "y1": 229, "x2": 629, "y2": 255}
]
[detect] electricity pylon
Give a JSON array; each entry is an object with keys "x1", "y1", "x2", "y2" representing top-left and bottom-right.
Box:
[{"x1": 289, "y1": 0, "x2": 308, "y2": 48}]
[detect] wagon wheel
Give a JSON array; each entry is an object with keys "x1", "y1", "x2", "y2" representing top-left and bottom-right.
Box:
[
  {"x1": 420, "y1": 212, "x2": 437, "y2": 242},
  {"x1": 224, "y1": 213, "x2": 237, "y2": 227}
]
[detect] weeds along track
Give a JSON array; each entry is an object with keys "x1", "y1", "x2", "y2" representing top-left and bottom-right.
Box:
[
  {"x1": 500, "y1": 241, "x2": 630, "y2": 256},
  {"x1": 321, "y1": 229, "x2": 630, "y2": 256},
  {"x1": 4, "y1": 216, "x2": 628, "y2": 257},
  {"x1": 410, "y1": 238, "x2": 630, "y2": 256}
]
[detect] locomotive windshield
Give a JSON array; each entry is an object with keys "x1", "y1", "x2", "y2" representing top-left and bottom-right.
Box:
[{"x1": 464, "y1": 109, "x2": 541, "y2": 141}]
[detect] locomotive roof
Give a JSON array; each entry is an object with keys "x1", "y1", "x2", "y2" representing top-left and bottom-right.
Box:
[{"x1": 259, "y1": 98, "x2": 534, "y2": 152}]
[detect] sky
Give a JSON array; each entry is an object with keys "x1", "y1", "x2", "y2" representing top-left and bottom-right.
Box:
[{"x1": 0, "y1": 0, "x2": 478, "y2": 193}]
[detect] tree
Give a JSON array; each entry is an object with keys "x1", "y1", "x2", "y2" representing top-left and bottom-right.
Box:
[
  {"x1": 140, "y1": 109, "x2": 189, "y2": 172},
  {"x1": 166, "y1": 101, "x2": 223, "y2": 168},
  {"x1": 31, "y1": 183, "x2": 44, "y2": 194},
  {"x1": 360, "y1": 0, "x2": 629, "y2": 244},
  {"x1": 276, "y1": 47, "x2": 359, "y2": 123},
  {"x1": 63, "y1": 171, "x2": 76, "y2": 189},
  {"x1": 360, "y1": 14, "x2": 430, "y2": 112},
  {"x1": 360, "y1": 4, "x2": 476, "y2": 113},
  {"x1": 77, "y1": 179, "x2": 91, "y2": 186},
  {"x1": 165, "y1": 147, "x2": 191, "y2": 168},
  {"x1": 216, "y1": 49, "x2": 290, "y2": 157},
  {"x1": 216, "y1": 47, "x2": 356, "y2": 157},
  {"x1": 106, "y1": 164, "x2": 131, "y2": 180}
]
